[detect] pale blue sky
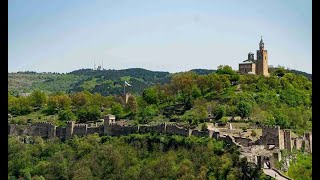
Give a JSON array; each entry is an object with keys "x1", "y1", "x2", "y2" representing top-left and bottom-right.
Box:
[{"x1": 9, "y1": 0, "x2": 312, "y2": 73}]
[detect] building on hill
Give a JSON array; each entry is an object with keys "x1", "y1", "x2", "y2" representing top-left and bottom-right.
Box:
[{"x1": 239, "y1": 37, "x2": 269, "y2": 77}]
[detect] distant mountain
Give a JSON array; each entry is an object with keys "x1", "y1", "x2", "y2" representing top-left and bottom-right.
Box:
[{"x1": 8, "y1": 67, "x2": 311, "y2": 95}]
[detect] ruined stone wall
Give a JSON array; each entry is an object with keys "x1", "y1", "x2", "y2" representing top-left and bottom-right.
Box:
[
  {"x1": 293, "y1": 138, "x2": 303, "y2": 150},
  {"x1": 139, "y1": 123, "x2": 166, "y2": 134},
  {"x1": 283, "y1": 130, "x2": 292, "y2": 151},
  {"x1": 56, "y1": 127, "x2": 66, "y2": 140},
  {"x1": 234, "y1": 136, "x2": 252, "y2": 147},
  {"x1": 73, "y1": 124, "x2": 88, "y2": 137},
  {"x1": 66, "y1": 121, "x2": 75, "y2": 139},
  {"x1": 106, "y1": 124, "x2": 139, "y2": 136},
  {"x1": 31, "y1": 122, "x2": 56, "y2": 138},
  {"x1": 191, "y1": 130, "x2": 209, "y2": 138},
  {"x1": 8, "y1": 124, "x2": 33, "y2": 136},
  {"x1": 212, "y1": 131, "x2": 220, "y2": 140},
  {"x1": 87, "y1": 126, "x2": 101, "y2": 135},
  {"x1": 304, "y1": 132, "x2": 312, "y2": 153},
  {"x1": 166, "y1": 124, "x2": 190, "y2": 137},
  {"x1": 260, "y1": 125, "x2": 282, "y2": 149}
]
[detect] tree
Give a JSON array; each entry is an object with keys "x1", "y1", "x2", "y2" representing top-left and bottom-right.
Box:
[
  {"x1": 46, "y1": 94, "x2": 71, "y2": 114},
  {"x1": 58, "y1": 110, "x2": 76, "y2": 121},
  {"x1": 29, "y1": 90, "x2": 47, "y2": 109},
  {"x1": 142, "y1": 87, "x2": 159, "y2": 104},
  {"x1": 216, "y1": 65, "x2": 235, "y2": 75},
  {"x1": 71, "y1": 92, "x2": 88, "y2": 107},
  {"x1": 126, "y1": 95, "x2": 138, "y2": 115},
  {"x1": 201, "y1": 123, "x2": 208, "y2": 131},
  {"x1": 111, "y1": 103, "x2": 125, "y2": 119},
  {"x1": 214, "y1": 105, "x2": 226, "y2": 120},
  {"x1": 237, "y1": 101, "x2": 252, "y2": 119},
  {"x1": 139, "y1": 105, "x2": 159, "y2": 124}
]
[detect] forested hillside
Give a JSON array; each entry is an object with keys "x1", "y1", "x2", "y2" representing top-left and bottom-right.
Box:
[
  {"x1": 9, "y1": 66, "x2": 312, "y2": 135},
  {"x1": 8, "y1": 66, "x2": 312, "y2": 180},
  {"x1": 8, "y1": 66, "x2": 311, "y2": 96},
  {"x1": 8, "y1": 133, "x2": 271, "y2": 180}
]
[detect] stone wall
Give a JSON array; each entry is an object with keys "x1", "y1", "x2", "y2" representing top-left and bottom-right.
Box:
[
  {"x1": 8, "y1": 115, "x2": 312, "y2": 155},
  {"x1": 139, "y1": 123, "x2": 166, "y2": 134},
  {"x1": 234, "y1": 136, "x2": 252, "y2": 147},
  {"x1": 56, "y1": 127, "x2": 66, "y2": 140},
  {"x1": 304, "y1": 132, "x2": 312, "y2": 153},
  {"x1": 260, "y1": 125, "x2": 282, "y2": 149},
  {"x1": 73, "y1": 124, "x2": 88, "y2": 137},
  {"x1": 283, "y1": 130, "x2": 292, "y2": 151},
  {"x1": 166, "y1": 124, "x2": 190, "y2": 137},
  {"x1": 191, "y1": 130, "x2": 209, "y2": 138},
  {"x1": 87, "y1": 126, "x2": 103, "y2": 135}
]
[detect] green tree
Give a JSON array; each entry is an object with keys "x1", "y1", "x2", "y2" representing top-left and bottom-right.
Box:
[
  {"x1": 214, "y1": 105, "x2": 226, "y2": 120},
  {"x1": 71, "y1": 92, "x2": 88, "y2": 107},
  {"x1": 29, "y1": 90, "x2": 47, "y2": 109},
  {"x1": 58, "y1": 110, "x2": 76, "y2": 121},
  {"x1": 216, "y1": 65, "x2": 235, "y2": 75},
  {"x1": 142, "y1": 87, "x2": 159, "y2": 104},
  {"x1": 237, "y1": 101, "x2": 252, "y2": 119},
  {"x1": 111, "y1": 102, "x2": 125, "y2": 119}
]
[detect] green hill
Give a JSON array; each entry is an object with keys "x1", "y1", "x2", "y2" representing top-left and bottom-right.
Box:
[{"x1": 8, "y1": 67, "x2": 311, "y2": 96}]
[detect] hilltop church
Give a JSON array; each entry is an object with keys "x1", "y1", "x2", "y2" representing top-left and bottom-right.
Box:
[{"x1": 239, "y1": 37, "x2": 269, "y2": 76}]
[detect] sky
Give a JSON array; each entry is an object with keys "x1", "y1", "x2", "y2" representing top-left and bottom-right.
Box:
[{"x1": 9, "y1": 0, "x2": 312, "y2": 74}]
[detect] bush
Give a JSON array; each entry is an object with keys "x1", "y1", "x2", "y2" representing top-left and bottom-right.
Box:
[{"x1": 201, "y1": 123, "x2": 208, "y2": 131}]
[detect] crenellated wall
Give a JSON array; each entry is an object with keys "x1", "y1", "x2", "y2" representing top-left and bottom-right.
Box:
[
  {"x1": 9, "y1": 122, "x2": 56, "y2": 138},
  {"x1": 8, "y1": 115, "x2": 312, "y2": 155},
  {"x1": 56, "y1": 126, "x2": 66, "y2": 140},
  {"x1": 73, "y1": 124, "x2": 88, "y2": 137},
  {"x1": 139, "y1": 123, "x2": 166, "y2": 134}
]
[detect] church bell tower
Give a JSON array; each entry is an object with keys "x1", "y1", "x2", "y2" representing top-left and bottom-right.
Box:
[{"x1": 256, "y1": 36, "x2": 269, "y2": 76}]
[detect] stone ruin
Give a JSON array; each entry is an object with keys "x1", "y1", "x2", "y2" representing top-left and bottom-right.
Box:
[{"x1": 8, "y1": 115, "x2": 312, "y2": 170}]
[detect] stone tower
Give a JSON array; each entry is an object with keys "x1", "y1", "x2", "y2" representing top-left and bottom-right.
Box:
[{"x1": 256, "y1": 37, "x2": 269, "y2": 76}]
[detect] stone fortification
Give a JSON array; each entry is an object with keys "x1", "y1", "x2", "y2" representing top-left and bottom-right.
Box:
[{"x1": 8, "y1": 115, "x2": 311, "y2": 154}]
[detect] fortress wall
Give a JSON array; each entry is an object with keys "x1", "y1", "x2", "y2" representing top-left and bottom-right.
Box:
[
  {"x1": 304, "y1": 132, "x2": 312, "y2": 153},
  {"x1": 234, "y1": 136, "x2": 252, "y2": 147},
  {"x1": 73, "y1": 124, "x2": 88, "y2": 137},
  {"x1": 107, "y1": 124, "x2": 139, "y2": 136},
  {"x1": 166, "y1": 124, "x2": 189, "y2": 137},
  {"x1": 293, "y1": 138, "x2": 303, "y2": 150},
  {"x1": 87, "y1": 127, "x2": 100, "y2": 135},
  {"x1": 191, "y1": 130, "x2": 209, "y2": 137},
  {"x1": 8, "y1": 124, "x2": 33, "y2": 136},
  {"x1": 213, "y1": 131, "x2": 220, "y2": 140},
  {"x1": 56, "y1": 127, "x2": 66, "y2": 140},
  {"x1": 31, "y1": 122, "x2": 56, "y2": 138},
  {"x1": 283, "y1": 130, "x2": 292, "y2": 151},
  {"x1": 260, "y1": 125, "x2": 281, "y2": 148},
  {"x1": 66, "y1": 121, "x2": 75, "y2": 139},
  {"x1": 139, "y1": 123, "x2": 166, "y2": 134}
]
